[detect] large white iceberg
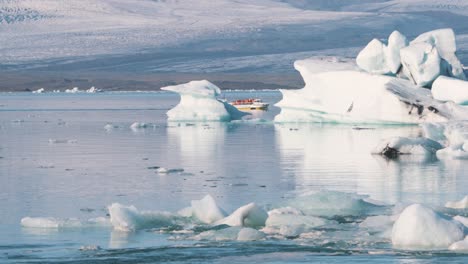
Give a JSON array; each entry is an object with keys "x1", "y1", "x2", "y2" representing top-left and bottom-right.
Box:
[
  {"x1": 432, "y1": 76, "x2": 468, "y2": 104},
  {"x1": 274, "y1": 69, "x2": 467, "y2": 124},
  {"x1": 391, "y1": 204, "x2": 466, "y2": 249},
  {"x1": 161, "y1": 80, "x2": 248, "y2": 122}
]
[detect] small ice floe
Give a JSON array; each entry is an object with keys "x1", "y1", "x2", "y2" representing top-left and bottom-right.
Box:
[
  {"x1": 262, "y1": 207, "x2": 330, "y2": 238},
  {"x1": 32, "y1": 88, "x2": 45, "y2": 94},
  {"x1": 65, "y1": 87, "x2": 80, "y2": 93},
  {"x1": 11, "y1": 119, "x2": 24, "y2": 123},
  {"x1": 391, "y1": 204, "x2": 466, "y2": 249},
  {"x1": 21, "y1": 217, "x2": 111, "y2": 229},
  {"x1": 86, "y1": 86, "x2": 101, "y2": 93},
  {"x1": 445, "y1": 196, "x2": 468, "y2": 209},
  {"x1": 192, "y1": 227, "x2": 265, "y2": 241},
  {"x1": 156, "y1": 167, "x2": 184, "y2": 174},
  {"x1": 372, "y1": 137, "x2": 443, "y2": 159},
  {"x1": 104, "y1": 123, "x2": 119, "y2": 130},
  {"x1": 38, "y1": 164, "x2": 55, "y2": 169},
  {"x1": 130, "y1": 122, "x2": 149, "y2": 130},
  {"x1": 79, "y1": 245, "x2": 102, "y2": 251},
  {"x1": 107, "y1": 203, "x2": 186, "y2": 232},
  {"x1": 49, "y1": 139, "x2": 77, "y2": 144}
]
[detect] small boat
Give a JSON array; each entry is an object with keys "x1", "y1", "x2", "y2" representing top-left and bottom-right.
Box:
[{"x1": 229, "y1": 98, "x2": 269, "y2": 110}]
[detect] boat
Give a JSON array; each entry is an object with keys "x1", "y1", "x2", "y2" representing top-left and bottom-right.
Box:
[{"x1": 229, "y1": 98, "x2": 269, "y2": 110}]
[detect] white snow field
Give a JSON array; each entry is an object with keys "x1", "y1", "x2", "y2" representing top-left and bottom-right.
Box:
[{"x1": 2, "y1": 0, "x2": 468, "y2": 73}]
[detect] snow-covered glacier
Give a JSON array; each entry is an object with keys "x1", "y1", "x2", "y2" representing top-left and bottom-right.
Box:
[{"x1": 161, "y1": 80, "x2": 247, "y2": 122}]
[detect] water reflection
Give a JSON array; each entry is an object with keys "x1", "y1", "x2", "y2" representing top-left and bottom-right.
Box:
[{"x1": 275, "y1": 124, "x2": 468, "y2": 206}]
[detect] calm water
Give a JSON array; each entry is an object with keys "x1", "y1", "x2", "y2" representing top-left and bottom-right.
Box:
[{"x1": 0, "y1": 91, "x2": 467, "y2": 263}]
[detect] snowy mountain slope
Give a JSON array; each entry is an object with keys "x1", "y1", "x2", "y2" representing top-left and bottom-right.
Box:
[{"x1": 1, "y1": 0, "x2": 468, "y2": 74}]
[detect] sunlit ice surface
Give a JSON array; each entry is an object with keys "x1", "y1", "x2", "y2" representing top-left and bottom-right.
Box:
[{"x1": 0, "y1": 91, "x2": 467, "y2": 263}]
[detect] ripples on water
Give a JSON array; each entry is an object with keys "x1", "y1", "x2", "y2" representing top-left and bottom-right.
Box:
[{"x1": 0, "y1": 91, "x2": 467, "y2": 263}]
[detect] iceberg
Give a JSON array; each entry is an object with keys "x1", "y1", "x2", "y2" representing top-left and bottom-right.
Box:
[
  {"x1": 274, "y1": 69, "x2": 465, "y2": 124},
  {"x1": 391, "y1": 204, "x2": 465, "y2": 249},
  {"x1": 432, "y1": 76, "x2": 468, "y2": 105},
  {"x1": 161, "y1": 80, "x2": 248, "y2": 122}
]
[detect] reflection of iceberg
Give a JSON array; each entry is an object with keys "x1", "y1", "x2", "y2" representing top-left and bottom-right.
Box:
[
  {"x1": 161, "y1": 80, "x2": 248, "y2": 121},
  {"x1": 275, "y1": 124, "x2": 464, "y2": 204}
]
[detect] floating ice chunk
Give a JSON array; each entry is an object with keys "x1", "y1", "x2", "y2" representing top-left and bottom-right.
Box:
[
  {"x1": 20, "y1": 217, "x2": 110, "y2": 229},
  {"x1": 449, "y1": 237, "x2": 468, "y2": 251},
  {"x1": 445, "y1": 196, "x2": 468, "y2": 209},
  {"x1": 356, "y1": 39, "x2": 391, "y2": 75},
  {"x1": 432, "y1": 76, "x2": 468, "y2": 104},
  {"x1": 400, "y1": 42, "x2": 441, "y2": 87},
  {"x1": 79, "y1": 245, "x2": 102, "y2": 251},
  {"x1": 32, "y1": 88, "x2": 45, "y2": 94},
  {"x1": 432, "y1": 121, "x2": 468, "y2": 159},
  {"x1": 411, "y1": 28, "x2": 466, "y2": 80},
  {"x1": 263, "y1": 207, "x2": 329, "y2": 237},
  {"x1": 130, "y1": 122, "x2": 148, "y2": 130},
  {"x1": 215, "y1": 203, "x2": 268, "y2": 227},
  {"x1": 191, "y1": 195, "x2": 226, "y2": 224},
  {"x1": 48, "y1": 139, "x2": 77, "y2": 144},
  {"x1": 65, "y1": 87, "x2": 81, "y2": 93},
  {"x1": 86, "y1": 86, "x2": 101, "y2": 93},
  {"x1": 108, "y1": 203, "x2": 183, "y2": 232},
  {"x1": 156, "y1": 167, "x2": 184, "y2": 174},
  {"x1": 193, "y1": 226, "x2": 265, "y2": 241},
  {"x1": 104, "y1": 123, "x2": 119, "y2": 130},
  {"x1": 392, "y1": 204, "x2": 465, "y2": 249},
  {"x1": 372, "y1": 137, "x2": 443, "y2": 158},
  {"x1": 161, "y1": 80, "x2": 248, "y2": 122}
]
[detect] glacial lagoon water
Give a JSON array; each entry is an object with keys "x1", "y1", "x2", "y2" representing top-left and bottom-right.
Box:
[{"x1": 0, "y1": 91, "x2": 467, "y2": 263}]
